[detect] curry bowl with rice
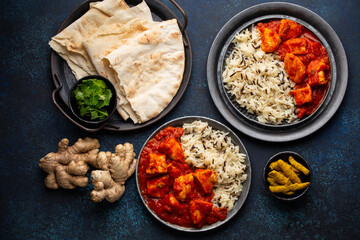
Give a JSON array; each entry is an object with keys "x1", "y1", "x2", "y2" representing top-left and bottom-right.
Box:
[
  {"x1": 222, "y1": 17, "x2": 333, "y2": 126},
  {"x1": 136, "y1": 116, "x2": 251, "y2": 232},
  {"x1": 207, "y1": 2, "x2": 348, "y2": 142}
]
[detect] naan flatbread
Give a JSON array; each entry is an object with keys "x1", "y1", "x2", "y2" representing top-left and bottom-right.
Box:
[
  {"x1": 84, "y1": 1, "x2": 153, "y2": 78},
  {"x1": 50, "y1": 1, "x2": 185, "y2": 124},
  {"x1": 49, "y1": 0, "x2": 129, "y2": 79},
  {"x1": 104, "y1": 19, "x2": 185, "y2": 123},
  {"x1": 84, "y1": 1, "x2": 157, "y2": 121}
]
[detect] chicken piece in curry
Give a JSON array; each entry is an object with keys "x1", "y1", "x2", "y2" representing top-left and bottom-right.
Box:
[
  {"x1": 147, "y1": 175, "x2": 171, "y2": 198},
  {"x1": 167, "y1": 162, "x2": 182, "y2": 179},
  {"x1": 290, "y1": 84, "x2": 312, "y2": 106},
  {"x1": 162, "y1": 193, "x2": 187, "y2": 214},
  {"x1": 284, "y1": 53, "x2": 307, "y2": 83},
  {"x1": 193, "y1": 169, "x2": 217, "y2": 194},
  {"x1": 173, "y1": 173, "x2": 196, "y2": 202},
  {"x1": 282, "y1": 38, "x2": 309, "y2": 55},
  {"x1": 260, "y1": 28, "x2": 281, "y2": 52},
  {"x1": 158, "y1": 138, "x2": 185, "y2": 162},
  {"x1": 189, "y1": 199, "x2": 213, "y2": 225},
  {"x1": 307, "y1": 59, "x2": 330, "y2": 86},
  {"x1": 278, "y1": 19, "x2": 302, "y2": 40},
  {"x1": 146, "y1": 153, "x2": 168, "y2": 175}
]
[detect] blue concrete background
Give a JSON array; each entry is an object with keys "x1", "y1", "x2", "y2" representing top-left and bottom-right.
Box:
[{"x1": 0, "y1": 0, "x2": 359, "y2": 239}]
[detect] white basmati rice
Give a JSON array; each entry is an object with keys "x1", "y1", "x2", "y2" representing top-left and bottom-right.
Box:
[
  {"x1": 180, "y1": 120, "x2": 247, "y2": 211},
  {"x1": 222, "y1": 25, "x2": 298, "y2": 124}
]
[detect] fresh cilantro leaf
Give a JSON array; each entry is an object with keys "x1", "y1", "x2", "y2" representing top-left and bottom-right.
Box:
[
  {"x1": 74, "y1": 78, "x2": 113, "y2": 121},
  {"x1": 90, "y1": 111, "x2": 98, "y2": 120}
]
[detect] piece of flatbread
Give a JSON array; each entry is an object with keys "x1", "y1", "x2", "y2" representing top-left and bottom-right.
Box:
[
  {"x1": 49, "y1": 0, "x2": 129, "y2": 79},
  {"x1": 104, "y1": 19, "x2": 185, "y2": 123},
  {"x1": 84, "y1": 1, "x2": 156, "y2": 121}
]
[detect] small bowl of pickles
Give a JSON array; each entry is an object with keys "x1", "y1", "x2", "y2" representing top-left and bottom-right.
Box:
[
  {"x1": 69, "y1": 75, "x2": 117, "y2": 125},
  {"x1": 263, "y1": 151, "x2": 312, "y2": 201}
]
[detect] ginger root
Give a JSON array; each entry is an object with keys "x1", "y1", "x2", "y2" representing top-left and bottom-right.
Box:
[
  {"x1": 39, "y1": 138, "x2": 99, "y2": 189},
  {"x1": 39, "y1": 138, "x2": 136, "y2": 203},
  {"x1": 90, "y1": 143, "x2": 136, "y2": 203}
]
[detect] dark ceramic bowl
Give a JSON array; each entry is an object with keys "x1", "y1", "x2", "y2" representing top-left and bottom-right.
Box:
[
  {"x1": 263, "y1": 151, "x2": 311, "y2": 201},
  {"x1": 220, "y1": 16, "x2": 333, "y2": 129},
  {"x1": 69, "y1": 75, "x2": 117, "y2": 125},
  {"x1": 136, "y1": 116, "x2": 251, "y2": 232},
  {"x1": 207, "y1": 2, "x2": 348, "y2": 142}
]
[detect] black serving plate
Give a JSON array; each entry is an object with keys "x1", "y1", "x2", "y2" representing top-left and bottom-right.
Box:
[
  {"x1": 136, "y1": 116, "x2": 251, "y2": 232},
  {"x1": 51, "y1": 0, "x2": 192, "y2": 132},
  {"x1": 207, "y1": 2, "x2": 348, "y2": 142}
]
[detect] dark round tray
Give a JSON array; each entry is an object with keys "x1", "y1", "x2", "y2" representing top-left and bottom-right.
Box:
[
  {"x1": 207, "y1": 2, "x2": 348, "y2": 142},
  {"x1": 51, "y1": 0, "x2": 192, "y2": 132}
]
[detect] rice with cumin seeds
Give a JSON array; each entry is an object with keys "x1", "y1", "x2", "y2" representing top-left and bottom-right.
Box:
[
  {"x1": 222, "y1": 25, "x2": 298, "y2": 124},
  {"x1": 180, "y1": 120, "x2": 247, "y2": 211}
]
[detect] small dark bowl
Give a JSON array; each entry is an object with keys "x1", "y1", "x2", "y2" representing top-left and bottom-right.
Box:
[
  {"x1": 69, "y1": 75, "x2": 117, "y2": 125},
  {"x1": 263, "y1": 151, "x2": 311, "y2": 201}
]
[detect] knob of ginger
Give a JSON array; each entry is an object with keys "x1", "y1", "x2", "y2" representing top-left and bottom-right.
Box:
[
  {"x1": 39, "y1": 138, "x2": 136, "y2": 203},
  {"x1": 39, "y1": 138, "x2": 100, "y2": 189},
  {"x1": 90, "y1": 143, "x2": 136, "y2": 203}
]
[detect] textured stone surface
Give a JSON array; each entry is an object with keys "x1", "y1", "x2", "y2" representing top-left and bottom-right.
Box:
[{"x1": 0, "y1": 0, "x2": 359, "y2": 239}]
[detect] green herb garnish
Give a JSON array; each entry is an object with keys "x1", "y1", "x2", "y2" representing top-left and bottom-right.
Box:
[{"x1": 73, "y1": 79, "x2": 113, "y2": 121}]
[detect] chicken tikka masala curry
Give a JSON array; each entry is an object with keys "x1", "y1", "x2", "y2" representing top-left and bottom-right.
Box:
[
  {"x1": 257, "y1": 19, "x2": 331, "y2": 119},
  {"x1": 138, "y1": 127, "x2": 227, "y2": 228}
]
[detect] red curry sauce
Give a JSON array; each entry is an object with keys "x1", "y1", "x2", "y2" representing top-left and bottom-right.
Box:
[
  {"x1": 138, "y1": 127, "x2": 227, "y2": 228},
  {"x1": 257, "y1": 19, "x2": 331, "y2": 119}
]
